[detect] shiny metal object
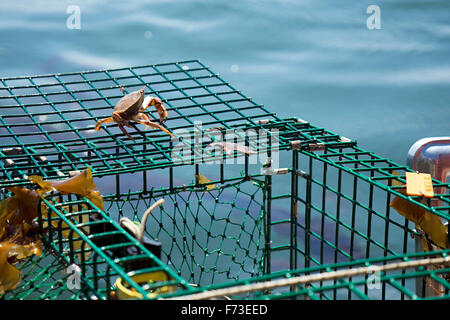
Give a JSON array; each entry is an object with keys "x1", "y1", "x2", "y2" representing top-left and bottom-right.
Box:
[
  {"x1": 407, "y1": 137, "x2": 450, "y2": 199},
  {"x1": 407, "y1": 137, "x2": 450, "y2": 297}
]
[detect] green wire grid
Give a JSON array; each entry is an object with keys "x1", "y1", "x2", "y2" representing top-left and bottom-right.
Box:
[
  {"x1": 162, "y1": 249, "x2": 450, "y2": 300},
  {"x1": 104, "y1": 178, "x2": 267, "y2": 288},
  {"x1": 0, "y1": 60, "x2": 354, "y2": 188},
  {"x1": 0, "y1": 60, "x2": 449, "y2": 300},
  {"x1": 33, "y1": 191, "x2": 194, "y2": 300},
  {"x1": 2, "y1": 250, "x2": 91, "y2": 300}
]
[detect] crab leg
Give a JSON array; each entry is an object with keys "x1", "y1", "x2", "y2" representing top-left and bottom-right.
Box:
[
  {"x1": 95, "y1": 117, "x2": 114, "y2": 131},
  {"x1": 132, "y1": 115, "x2": 173, "y2": 137},
  {"x1": 117, "y1": 123, "x2": 135, "y2": 141},
  {"x1": 134, "y1": 113, "x2": 151, "y2": 130},
  {"x1": 146, "y1": 121, "x2": 173, "y2": 137}
]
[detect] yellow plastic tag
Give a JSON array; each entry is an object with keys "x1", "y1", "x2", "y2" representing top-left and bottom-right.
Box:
[{"x1": 406, "y1": 172, "x2": 434, "y2": 198}]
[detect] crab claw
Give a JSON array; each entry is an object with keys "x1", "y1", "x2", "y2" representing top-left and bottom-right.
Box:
[
  {"x1": 156, "y1": 106, "x2": 168, "y2": 124},
  {"x1": 143, "y1": 96, "x2": 168, "y2": 124}
]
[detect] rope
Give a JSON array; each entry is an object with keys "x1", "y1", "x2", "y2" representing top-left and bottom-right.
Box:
[
  {"x1": 138, "y1": 198, "x2": 164, "y2": 243},
  {"x1": 165, "y1": 255, "x2": 450, "y2": 300}
]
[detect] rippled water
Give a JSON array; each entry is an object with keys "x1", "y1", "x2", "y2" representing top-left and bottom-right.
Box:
[
  {"x1": 1, "y1": 0, "x2": 449, "y2": 164},
  {"x1": 0, "y1": 1, "x2": 449, "y2": 293}
]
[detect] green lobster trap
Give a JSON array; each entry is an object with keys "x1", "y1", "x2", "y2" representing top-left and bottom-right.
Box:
[{"x1": 0, "y1": 60, "x2": 449, "y2": 300}]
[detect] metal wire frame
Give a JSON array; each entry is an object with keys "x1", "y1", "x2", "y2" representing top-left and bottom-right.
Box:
[
  {"x1": 259, "y1": 140, "x2": 449, "y2": 300},
  {"x1": 0, "y1": 60, "x2": 273, "y2": 184},
  {"x1": 2, "y1": 251, "x2": 92, "y2": 300},
  {"x1": 103, "y1": 177, "x2": 268, "y2": 288},
  {"x1": 162, "y1": 248, "x2": 450, "y2": 300},
  {"x1": 85, "y1": 149, "x2": 449, "y2": 300},
  {"x1": 5, "y1": 167, "x2": 448, "y2": 301},
  {"x1": 34, "y1": 191, "x2": 195, "y2": 300},
  {"x1": 0, "y1": 60, "x2": 355, "y2": 188}
]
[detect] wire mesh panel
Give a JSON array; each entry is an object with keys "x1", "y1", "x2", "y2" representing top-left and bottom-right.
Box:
[
  {"x1": 34, "y1": 191, "x2": 193, "y2": 300},
  {"x1": 261, "y1": 140, "x2": 450, "y2": 299},
  {"x1": 0, "y1": 60, "x2": 283, "y2": 186},
  {"x1": 0, "y1": 60, "x2": 449, "y2": 300},
  {"x1": 1, "y1": 251, "x2": 91, "y2": 300},
  {"x1": 0, "y1": 59, "x2": 356, "y2": 189},
  {"x1": 164, "y1": 249, "x2": 450, "y2": 300},
  {"x1": 104, "y1": 179, "x2": 267, "y2": 287}
]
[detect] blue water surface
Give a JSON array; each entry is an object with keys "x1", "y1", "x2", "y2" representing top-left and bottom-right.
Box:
[{"x1": 0, "y1": 0, "x2": 448, "y2": 164}]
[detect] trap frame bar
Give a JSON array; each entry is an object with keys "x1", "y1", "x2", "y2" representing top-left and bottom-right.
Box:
[{"x1": 163, "y1": 248, "x2": 450, "y2": 300}]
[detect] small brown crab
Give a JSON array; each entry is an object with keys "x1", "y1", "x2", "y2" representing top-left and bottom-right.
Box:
[{"x1": 95, "y1": 86, "x2": 172, "y2": 141}]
